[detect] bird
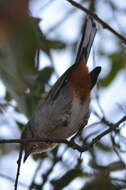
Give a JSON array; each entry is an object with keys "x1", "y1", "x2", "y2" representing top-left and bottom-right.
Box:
[{"x1": 22, "y1": 16, "x2": 101, "y2": 162}]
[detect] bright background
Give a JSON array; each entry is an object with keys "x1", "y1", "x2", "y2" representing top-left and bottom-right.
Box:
[{"x1": 0, "y1": 0, "x2": 126, "y2": 189}]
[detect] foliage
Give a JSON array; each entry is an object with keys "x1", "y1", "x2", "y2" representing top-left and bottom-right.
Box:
[{"x1": 0, "y1": 0, "x2": 126, "y2": 190}]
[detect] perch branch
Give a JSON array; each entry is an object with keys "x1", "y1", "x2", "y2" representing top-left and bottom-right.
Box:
[{"x1": 66, "y1": 0, "x2": 126, "y2": 44}]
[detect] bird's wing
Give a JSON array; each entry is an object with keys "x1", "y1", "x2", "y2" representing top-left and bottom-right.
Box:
[
  {"x1": 45, "y1": 65, "x2": 74, "y2": 102},
  {"x1": 46, "y1": 16, "x2": 97, "y2": 102}
]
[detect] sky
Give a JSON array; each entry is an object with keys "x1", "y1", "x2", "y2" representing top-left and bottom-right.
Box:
[{"x1": 0, "y1": 0, "x2": 126, "y2": 190}]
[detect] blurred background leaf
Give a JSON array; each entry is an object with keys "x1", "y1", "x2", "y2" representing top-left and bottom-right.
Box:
[
  {"x1": 100, "y1": 50, "x2": 126, "y2": 87},
  {"x1": 0, "y1": 0, "x2": 126, "y2": 190}
]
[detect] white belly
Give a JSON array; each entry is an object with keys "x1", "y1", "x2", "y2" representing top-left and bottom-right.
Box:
[
  {"x1": 68, "y1": 97, "x2": 90, "y2": 136},
  {"x1": 33, "y1": 96, "x2": 90, "y2": 140}
]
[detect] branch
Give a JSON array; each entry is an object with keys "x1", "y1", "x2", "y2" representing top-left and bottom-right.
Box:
[
  {"x1": 2, "y1": 115, "x2": 126, "y2": 190},
  {"x1": 1, "y1": 116, "x2": 126, "y2": 153},
  {"x1": 0, "y1": 116, "x2": 125, "y2": 155},
  {"x1": 0, "y1": 138, "x2": 86, "y2": 152},
  {"x1": 66, "y1": 0, "x2": 126, "y2": 44},
  {"x1": 111, "y1": 177, "x2": 126, "y2": 184},
  {"x1": 116, "y1": 115, "x2": 126, "y2": 126},
  {"x1": 15, "y1": 145, "x2": 23, "y2": 190},
  {"x1": 29, "y1": 160, "x2": 43, "y2": 190},
  {"x1": 0, "y1": 173, "x2": 28, "y2": 188}
]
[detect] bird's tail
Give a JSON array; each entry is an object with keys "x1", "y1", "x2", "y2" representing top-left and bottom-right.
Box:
[{"x1": 75, "y1": 16, "x2": 97, "y2": 64}]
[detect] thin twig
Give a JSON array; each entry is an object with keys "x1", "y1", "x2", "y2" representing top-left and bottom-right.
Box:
[
  {"x1": 40, "y1": 154, "x2": 59, "y2": 188},
  {"x1": 0, "y1": 123, "x2": 121, "y2": 152},
  {"x1": 29, "y1": 159, "x2": 43, "y2": 190},
  {"x1": 0, "y1": 116, "x2": 125, "y2": 154},
  {"x1": 15, "y1": 145, "x2": 23, "y2": 190},
  {"x1": 95, "y1": 85, "x2": 106, "y2": 117},
  {"x1": 39, "y1": 0, "x2": 56, "y2": 11},
  {"x1": 116, "y1": 115, "x2": 126, "y2": 126},
  {"x1": 111, "y1": 177, "x2": 126, "y2": 184},
  {"x1": 111, "y1": 133, "x2": 125, "y2": 168},
  {"x1": 0, "y1": 173, "x2": 28, "y2": 188},
  {"x1": 66, "y1": 0, "x2": 126, "y2": 44},
  {"x1": 90, "y1": 115, "x2": 126, "y2": 146},
  {"x1": 0, "y1": 138, "x2": 86, "y2": 152}
]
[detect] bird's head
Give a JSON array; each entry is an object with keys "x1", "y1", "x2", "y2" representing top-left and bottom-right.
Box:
[{"x1": 22, "y1": 123, "x2": 57, "y2": 162}]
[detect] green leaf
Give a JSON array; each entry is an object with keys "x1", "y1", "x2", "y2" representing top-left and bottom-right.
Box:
[
  {"x1": 51, "y1": 169, "x2": 82, "y2": 189},
  {"x1": 96, "y1": 141, "x2": 112, "y2": 152},
  {"x1": 80, "y1": 175, "x2": 121, "y2": 190},
  {"x1": 32, "y1": 153, "x2": 46, "y2": 160},
  {"x1": 37, "y1": 66, "x2": 53, "y2": 84},
  {"x1": 100, "y1": 51, "x2": 126, "y2": 87},
  {"x1": 89, "y1": 161, "x2": 125, "y2": 172},
  {"x1": 108, "y1": 161, "x2": 125, "y2": 171},
  {"x1": 45, "y1": 39, "x2": 66, "y2": 50},
  {"x1": 5, "y1": 91, "x2": 12, "y2": 101},
  {"x1": 39, "y1": 34, "x2": 66, "y2": 55},
  {"x1": 32, "y1": 66, "x2": 53, "y2": 94},
  {"x1": 16, "y1": 121, "x2": 25, "y2": 131},
  {"x1": 89, "y1": 162, "x2": 109, "y2": 171},
  {"x1": 0, "y1": 16, "x2": 42, "y2": 117}
]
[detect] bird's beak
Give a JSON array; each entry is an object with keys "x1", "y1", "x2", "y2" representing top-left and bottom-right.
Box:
[{"x1": 23, "y1": 151, "x2": 31, "y2": 163}]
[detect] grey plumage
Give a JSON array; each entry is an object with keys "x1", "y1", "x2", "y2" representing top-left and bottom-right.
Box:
[{"x1": 22, "y1": 16, "x2": 101, "y2": 161}]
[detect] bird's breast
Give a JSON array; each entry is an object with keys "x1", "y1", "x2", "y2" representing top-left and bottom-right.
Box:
[{"x1": 69, "y1": 61, "x2": 91, "y2": 103}]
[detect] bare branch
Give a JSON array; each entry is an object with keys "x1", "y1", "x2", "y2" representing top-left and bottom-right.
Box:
[
  {"x1": 116, "y1": 115, "x2": 126, "y2": 126},
  {"x1": 111, "y1": 177, "x2": 126, "y2": 184},
  {"x1": 66, "y1": 0, "x2": 126, "y2": 44},
  {"x1": 29, "y1": 159, "x2": 43, "y2": 190},
  {"x1": 0, "y1": 115, "x2": 126, "y2": 154},
  {"x1": 111, "y1": 133, "x2": 125, "y2": 168},
  {"x1": 0, "y1": 173, "x2": 28, "y2": 188},
  {"x1": 15, "y1": 145, "x2": 23, "y2": 190}
]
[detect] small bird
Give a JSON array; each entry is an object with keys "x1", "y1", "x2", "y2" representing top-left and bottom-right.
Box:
[{"x1": 22, "y1": 16, "x2": 101, "y2": 161}]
